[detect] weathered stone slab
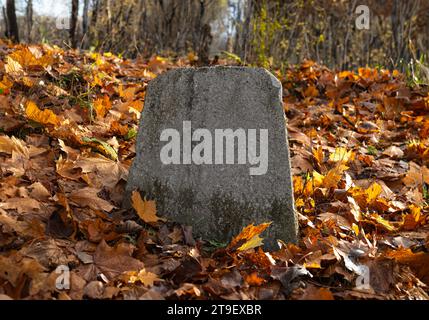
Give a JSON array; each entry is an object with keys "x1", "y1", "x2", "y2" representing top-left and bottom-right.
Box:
[{"x1": 125, "y1": 66, "x2": 297, "y2": 249}]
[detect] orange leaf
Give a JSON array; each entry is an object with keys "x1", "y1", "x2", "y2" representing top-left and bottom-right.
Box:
[
  {"x1": 228, "y1": 222, "x2": 271, "y2": 251},
  {"x1": 25, "y1": 100, "x2": 60, "y2": 126},
  {"x1": 244, "y1": 272, "x2": 265, "y2": 286},
  {"x1": 312, "y1": 146, "x2": 324, "y2": 164},
  {"x1": 387, "y1": 249, "x2": 429, "y2": 285},
  {"x1": 0, "y1": 75, "x2": 13, "y2": 93},
  {"x1": 118, "y1": 85, "x2": 136, "y2": 102},
  {"x1": 301, "y1": 285, "x2": 334, "y2": 300},
  {"x1": 93, "y1": 95, "x2": 112, "y2": 119},
  {"x1": 303, "y1": 85, "x2": 318, "y2": 98},
  {"x1": 401, "y1": 204, "x2": 426, "y2": 230},
  {"x1": 9, "y1": 47, "x2": 53, "y2": 68},
  {"x1": 131, "y1": 191, "x2": 165, "y2": 224},
  {"x1": 323, "y1": 164, "x2": 348, "y2": 189}
]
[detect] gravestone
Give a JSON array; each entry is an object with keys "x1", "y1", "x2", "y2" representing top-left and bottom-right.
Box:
[{"x1": 125, "y1": 66, "x2": 297, "y2": 249}]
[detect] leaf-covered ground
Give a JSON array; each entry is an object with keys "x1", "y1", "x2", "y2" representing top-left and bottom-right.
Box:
[{"x1": 0, "y1": 41, "x2": 428, "y2": 300}]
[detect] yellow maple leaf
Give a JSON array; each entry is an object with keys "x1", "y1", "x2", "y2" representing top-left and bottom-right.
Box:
[
  {"x1": 329, "y1": 147, "x2": 354, "y2": 163},
  {"x1": 4, "y1": 56, "x2": 23, "y2": 75},
  {"x1": 0, "y1": 75, "x2": 13, "y2": 92},
  {"x1": 126, "y1": 268, "x2": 160, "y2": 287},
  {"x1": 312, "y1": 146, "x2": 324, "y2": 164},
  {"x1": 312, "y1": 170, "x2": 324, "y2": 187},
  {"x1": 365, "y1": 182, "x2": 382, "y2": 203},
  {"x1": 368, "y1": 214, "x2": 399, "y2": 231},
  {"x1": 238, "y1": 234, "x2": 264, "y2": 251},
  {"x1": 229, "y1": 222, "x2": 272, "y2": 252},
  {"x1": 352, "y1": 223, "x2": 360, "y2": 236},
  {"x1": 90, "y1": 73, "x2": 103, "y2": 87},
  {"x1": 295, "y1": 198, "x2": 305, "y2": 208},
  {"x1": 131, "y1": 191, "x2": 166, "y2": 224},
  {"x1": 323, "y1": 164, "x2": 348, "y2": 189},
  {"x1": 303, "y1": 262, "x2": 322, "y2": 269},
  {"x1": 25, "y1": 100, "x2": 60, "y2": 126},
  {"x1": 22, "y1": 76, "x2": 36, "y2": 87}
]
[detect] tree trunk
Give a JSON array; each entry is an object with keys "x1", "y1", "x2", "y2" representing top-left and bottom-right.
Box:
[
  {"x1": 82, "y1": 0, "x2": 89, "y2": 34},
  {"x1": 81, "y1": 0, "x2": 89, "y2": 48},
  {"x1": 6, "y1": 0, "x2": 19, "y2": 43},
  {"x1": 91, "y1": 0, "x2": 99, "y2": 26},
  {"x1": 2, "y1": 6, "x2": 9, "y2": 38},
  {"x1": 70, "y1": 0, "x2": 79, "y2": 48},
  {"x1": 26, "y1": 0, "x2": 33, "y2": 43}
]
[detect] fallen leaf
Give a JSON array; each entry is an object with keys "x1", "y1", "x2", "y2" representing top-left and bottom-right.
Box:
[
  {"x1": 383, "y1": 146, "x2": 404, "y2": 158},
  {"x1": 228, "y1": 222, "x2": 272, "y2": 252},
  {"x1": 244, "y1": 272, "x2": 265, "y2": 286},
  {"x1": 93, "y1": 95, "x2": 112, "y2": 119},
  {"x1": 25, "y1": 101, "x2": 60, "y2": 126},
  {"x1": 0, "y1": 197, "x2": 40, "y2": 213},
  {"x1": 131, "y1": 191, "x2": 165, "y2": 224},
  {"x1": 387, "y1": 249, "x2": 429, "y2": 285},
  {"x1": 125, "y1": 268, "x2": 160, "y2": 287},
  {"x1": 300, "y1": 285, "x2": 334, "y2": 300},
  {"x1": 69, "y1": 187, "x2": 115, "y2": 212},
  {"x1": 329, "y1": 147, "x2": 354, "y2": 163},
  {"x1": 94, "y1": 240, "x2": 144, "y2": 280}
]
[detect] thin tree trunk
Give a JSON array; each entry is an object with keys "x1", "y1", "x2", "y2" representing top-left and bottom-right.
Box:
[
  {"x1": 26, "y1": 0, "x2": 33, "y2": 43},
  {"x1": 6, "y1": 0, "x2": 19, "y2": 43},
  {"x1": 91, "y1": 0, "x2": 99, "y2": 26},
  {"x1": 81, "y1": 0, "x2": 89, "y2": 48},
  {"x1": 2, "y1": 6, "x2": 9, "y2": 38},
  {"x1": 70, "y1": 0, "x2": 79, "y2": 48}
]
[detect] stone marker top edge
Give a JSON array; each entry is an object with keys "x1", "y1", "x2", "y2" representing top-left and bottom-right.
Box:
[{"x1": 149, "y1": 66, "x2": 282, "y2": 90}]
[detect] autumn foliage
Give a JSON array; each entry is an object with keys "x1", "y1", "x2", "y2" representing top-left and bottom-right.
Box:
[{"x1": 0, "y1": 40, "x2": 428, "y2": 300}]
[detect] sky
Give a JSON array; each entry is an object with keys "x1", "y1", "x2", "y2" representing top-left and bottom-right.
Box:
[
  {"x1": 34, "y1": 0, "x2": 70, "y2": 17},
  {"x1": 0, "y1": 0, "x2": 72, "y2": 18}
]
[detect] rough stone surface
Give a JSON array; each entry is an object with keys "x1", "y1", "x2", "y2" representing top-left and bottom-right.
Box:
[{"x1": 124, "y1": 66, "x2": 297, "y2": 249}]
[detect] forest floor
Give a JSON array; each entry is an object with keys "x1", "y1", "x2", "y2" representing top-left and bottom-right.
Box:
[{"x1": 0, "y1": 41, "x2": 428, "y2": 300}]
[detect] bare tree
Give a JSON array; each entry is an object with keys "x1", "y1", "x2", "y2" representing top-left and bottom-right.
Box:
[
  {"x1": 70, "y1": 0, "x2": 79, "y2": 48},
  {"x1": 26, "y1": 0, "x2": 33, "y2": 43},
  {"x1": 82, "y1": 0, "x2": 89, "y2": 47},
  {"x1": 2, "y1": 6, "x2": 9, "y2": 39},
  {"x1": 6, "y1": 0, "x2": 19, "y2": 42}
]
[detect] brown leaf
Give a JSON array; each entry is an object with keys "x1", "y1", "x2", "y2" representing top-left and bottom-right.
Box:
[
  {"x1": 0, "y1": 197, "x2": 40, "y2": 213},
  {"x1": 168, "y1": 227, "x2": 183, "y2": 244},
  {"x1": 300, "y1": 285, "x2": 334, "y2": 300},
  {"x1": 382, "y1": 146, "x2": 404, "y2": 158},
  {"x1": 93, "y1": 240, "x2": 144, "y2": 280},
  {"x1": 0, "y1": 208, "x2": 45, "y2": 238},
  {"x1": 69, "y1": 187, "x2": 115, "y2": 212},
  {"x1": 387, "y1": 249, "x2": 429, "y2": 285}
]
